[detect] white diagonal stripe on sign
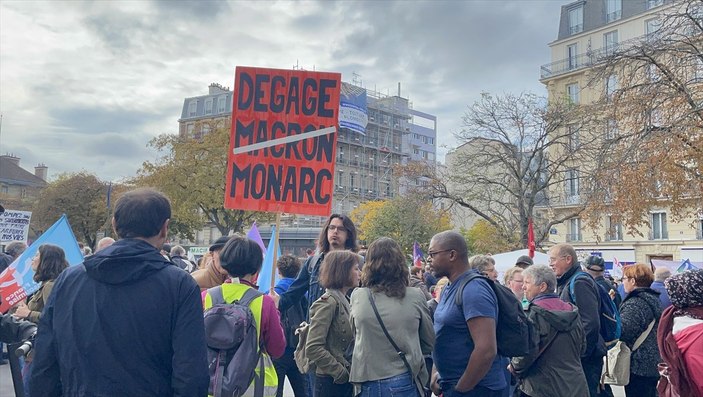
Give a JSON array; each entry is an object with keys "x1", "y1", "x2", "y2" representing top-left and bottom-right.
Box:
[{"x1": 233, "y1": 126, "x2": 336, "y2": 155}]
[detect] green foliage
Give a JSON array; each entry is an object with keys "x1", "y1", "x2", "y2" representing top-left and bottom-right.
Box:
[
  {"x1": 461, "y1": 220, "x2": 517, "y2": 255},
  {"x1": 32, "y1": 172, "x2": 109, "y2": 248},
  {"x1": 134, "y1": 126, "x2": 271, "y2": 239},
  {"x1": 351, "y1": 195, "x2": 452, "y2": 256}
]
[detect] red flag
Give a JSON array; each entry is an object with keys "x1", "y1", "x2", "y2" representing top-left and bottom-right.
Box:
[{"x1": 527, "y1": 218, "x2": 536, "y2": 258}]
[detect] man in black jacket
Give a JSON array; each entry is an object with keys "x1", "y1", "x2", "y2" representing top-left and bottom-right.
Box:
[
  {"x1": 29, "y1": 188, "x2": 209, "y2": 397},
  {"x1": 549, "y1": 243, "x2": 606, "y2": 397}
]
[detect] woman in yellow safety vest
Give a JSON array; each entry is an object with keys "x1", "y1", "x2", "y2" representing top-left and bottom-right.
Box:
[{"x1": 203, "y1": 236, "x2": 286, "y2": 397}]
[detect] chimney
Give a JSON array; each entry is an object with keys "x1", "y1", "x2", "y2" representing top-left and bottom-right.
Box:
[
  {"x1": 35, "y1": 163, "x2": 48, "y2": 181},
  {"x1": 1, "y1": 154, "x2": 20, "y2": 166}
]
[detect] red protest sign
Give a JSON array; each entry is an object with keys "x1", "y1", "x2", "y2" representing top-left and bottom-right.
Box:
[{"x1": 225, "y1": 67, "x2": 341, "y2": 216}]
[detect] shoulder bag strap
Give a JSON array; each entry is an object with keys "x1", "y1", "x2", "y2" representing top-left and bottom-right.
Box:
[
  {"x1": 632, "y1": 319, "x2": 656, "y2": 351},
  {"x1": 366, "y1": 288, "x2": 425, "y2": 396}
]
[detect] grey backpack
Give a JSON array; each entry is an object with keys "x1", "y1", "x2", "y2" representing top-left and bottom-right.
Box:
[{"x1": 205, "y1": 286, "x2": 264, "y2": 397}]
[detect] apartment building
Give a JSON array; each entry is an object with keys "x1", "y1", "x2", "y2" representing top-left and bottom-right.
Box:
[{"x1": 540, "y1": 0, "x2": 703, "y2": 265}]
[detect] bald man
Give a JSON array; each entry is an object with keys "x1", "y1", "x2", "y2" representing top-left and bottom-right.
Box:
[
  {"x1": 428, "y1": 230, "x2": 506, "y2": 396},
  {"x1": 95, "y1": 237, "x2": 115, "y2": 253}
]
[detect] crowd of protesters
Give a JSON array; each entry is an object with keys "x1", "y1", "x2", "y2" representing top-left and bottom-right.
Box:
[{"x1": 0, "y1": 187, "x2": 701, "y2": 397}]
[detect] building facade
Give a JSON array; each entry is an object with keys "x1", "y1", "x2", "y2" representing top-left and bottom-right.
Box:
[
  {"x1": 0, "y1": 154, "x2": 47, "y2": 211},
  {"x1": 540, "y1": 0, "x2": 703, "y2": 265},
  {"x1": 177, "y1": 81, "x2": 438, "y2": 246}
]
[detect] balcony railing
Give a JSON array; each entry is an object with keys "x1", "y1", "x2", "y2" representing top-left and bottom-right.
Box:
[{"x1": 540, "y1": 34, "x2": 649, "y2": 80}]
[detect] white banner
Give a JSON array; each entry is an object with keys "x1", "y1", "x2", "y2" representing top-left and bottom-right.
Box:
[{"x1": 0, "y1": 210, "x2": 32, "y2": 243}]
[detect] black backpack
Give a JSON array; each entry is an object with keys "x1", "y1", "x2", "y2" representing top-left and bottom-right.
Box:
[
  {"x1": 281, "y1": 296, "x2": 307, "y2": 350},
  {"x1": 204, "y1": 286, "x2": 264, "y2": 397},
  {"x1": 454, "y1": 272, "x2": 539, "y2": 357}
]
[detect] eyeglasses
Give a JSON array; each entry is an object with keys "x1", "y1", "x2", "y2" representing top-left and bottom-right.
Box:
[
  {"x1": 427, "y1": 249, "x2": 453, "y2": 259},
  {"x1": 328, "y1": 225, "x2": 347, "y2": 233},
  {"x1": 548, "y1": 255, "x2": 568, "y2": 263}
]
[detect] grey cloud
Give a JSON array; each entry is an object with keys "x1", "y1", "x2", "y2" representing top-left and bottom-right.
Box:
[{"x1": 48, "y1": 106, "x2": 163, "y2": 135}]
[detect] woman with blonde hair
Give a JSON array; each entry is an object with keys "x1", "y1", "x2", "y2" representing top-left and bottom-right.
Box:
[{"x1": 350, "y1": 237, "x2": 434, "y2": 397}]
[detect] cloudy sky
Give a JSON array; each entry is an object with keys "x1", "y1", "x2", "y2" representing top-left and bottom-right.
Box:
[{"x1": 0, "y1": 0, "x2": 565, "y2": 183}]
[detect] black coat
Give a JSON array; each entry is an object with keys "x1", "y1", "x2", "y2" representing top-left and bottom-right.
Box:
[
  {"x1": 620, "y1": 287, "x2": 662, "y2": 377},
  {"x1": 29, "y1": 238, "x2": 209, "y2": 397}
]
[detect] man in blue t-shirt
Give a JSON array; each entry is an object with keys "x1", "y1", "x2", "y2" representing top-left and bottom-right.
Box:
[{"x1": 429, "y1": 231, "x2": 507, "y2": 397}]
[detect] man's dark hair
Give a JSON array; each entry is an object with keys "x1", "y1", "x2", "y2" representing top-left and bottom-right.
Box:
[
  {"x1": 33, "y1": 244, "x2": 69, "y2": 283},
  {"x1": 113, "y1": 188, "x2": 171, "y2": 239},
  {"x1": 319, "y1": 250, "x2": 361, "y2": 290},
  {"x1": 218, "y1": 236, "x2": 263, "y2": 278},
  {"x1": 318, "y1": 214, "x2": 359, "y2": 253},
  {"x1": 277, "y1": 255, "x2": 302, "y2": 278}
]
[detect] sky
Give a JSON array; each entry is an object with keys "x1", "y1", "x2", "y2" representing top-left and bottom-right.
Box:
[{"x1": 0, "y1": 0, "x2": 566, "y2": 183}]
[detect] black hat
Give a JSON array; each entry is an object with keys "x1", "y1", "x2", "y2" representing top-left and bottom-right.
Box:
[
  {"x1": 585, "y1": 255, "x2": 605, "y2": 271},
  {"x1": 209, "y1": 236, "x2": 231, "y2": 252},
  {"x1": 515, "y1": 255, "x2": 533, "y2": 268}
]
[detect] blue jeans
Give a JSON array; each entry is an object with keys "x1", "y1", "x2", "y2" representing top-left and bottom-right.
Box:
[{"x1": 360, "y1": 372, "x2": 419, "y2": 397}]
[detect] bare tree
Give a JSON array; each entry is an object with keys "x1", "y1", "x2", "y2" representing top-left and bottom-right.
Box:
[
  {"x1": 402, "y1": 92, "x2": 605, "y2": 248},
  {"x1": 585, "y1": 0, "x2": 703, "y2": 232}
]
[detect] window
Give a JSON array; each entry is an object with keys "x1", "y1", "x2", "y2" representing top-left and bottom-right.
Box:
[
  {"x1": 568, "y1": 125, "x2": 580, "y2": 149},
  {"x1": 566, "y1": 168, "x2": 580, "y2": 197},
  {"x1": 606, "y1": 0, "x2": 622, "y2": 22},
  {"x1": 607, "y1": 215, "x2": 623, "y2": 241},
  {"x1": 567, "y1": 83, "x2": 580, "y2": 104},
  {"x1": 651, "y1": 212, "x2": 668, "y2": 239},
  {"x1": 350, "y1": 173, "x2": 355, "y2": 188},
  {"x1": 647, "y1": 0, "x2": 663, "y2": 9},
  {"x1": 413, "y1": 148, "x2": 420, "y2": 155},
  {"x1": 606, "y1": 74, "x2": 618, "y2": 100},
  {"x1": 201, "y1": 123, "x2": 211, "y2": 135},
  {"x1": 606, "y1": 119, "x2": 618, "y2": 140},
  {"x1": 568, "y1": 218, "x2": 582, "y2": 241},
  {"x1": 567, "y1": 44, "x2": 579, "y2": 69},
  {"x1": 217, "y1": 96, "x2": 226, "y2": 113},
  {"x1": 569, "y1": 6, "x2": 584, "y2": 34},
  {"x1": 188, "y1": 100, "x2": 197, "y2": 117},
  {"x1": 646, "y1": 18, "x2": 662, "y2": 40},
  {"x1": 205, "y1": 99, "x2": 213, "y2": 114},
  {"x1": 186, "y1": 123, "x2": 195, "y2": 137},
  {"x1": 604, "y1": 31, "x2": 618, "y2": 55}
]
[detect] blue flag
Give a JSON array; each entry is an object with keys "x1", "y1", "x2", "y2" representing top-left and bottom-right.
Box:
[
  {"x1": 0, "y1": 214, "x2": 83, "y2": 312},
  {"x1": 257, "y1": 225, "x2": 281, "y2": 293}
]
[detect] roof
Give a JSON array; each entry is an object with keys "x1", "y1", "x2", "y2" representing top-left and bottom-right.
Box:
[{"x1": 0, "y1": 157, "x2": 47, "y2": 187}]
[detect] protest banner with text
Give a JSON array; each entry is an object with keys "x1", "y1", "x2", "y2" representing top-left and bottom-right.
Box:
[
  {"x1": 0, "y1": 210, "x2": 31, "y2": 243},
  {"x1": 225, "y1": 67, "x2": 341, "y2": 216}
]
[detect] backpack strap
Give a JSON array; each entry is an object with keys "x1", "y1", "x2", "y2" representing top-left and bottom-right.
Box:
[
  {"x1": 568, "y1": 271, "x2": 591, "y2": 305},
  {"x1": 454, "y1": 272, "x2": 483, "y2": 308},
  {"x1": 208, "y1": 285, "x2": 226, "y2": 305},
  {"x1": 238, "y1": 287, "x2": 264, "y2": 307}
]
